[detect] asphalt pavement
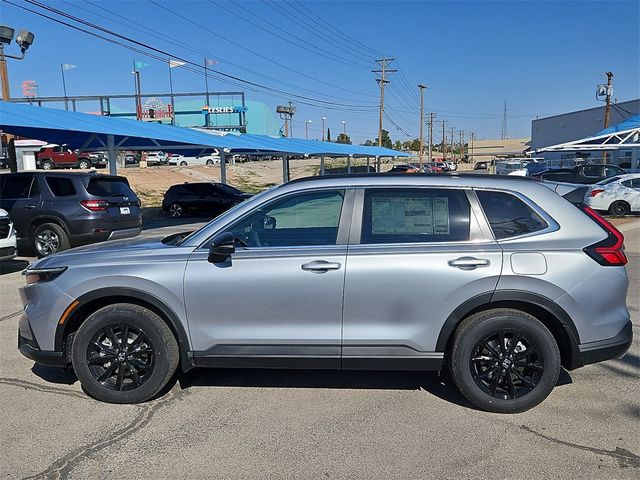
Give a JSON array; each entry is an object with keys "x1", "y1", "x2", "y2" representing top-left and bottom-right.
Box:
[{"x1": 0, "y1": 217, "x2": 638, "y2": 479}]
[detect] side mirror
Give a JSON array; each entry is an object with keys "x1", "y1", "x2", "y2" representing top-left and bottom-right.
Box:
[{"x1": 208, "y1": 232, "x2": 235, "y2": 263}]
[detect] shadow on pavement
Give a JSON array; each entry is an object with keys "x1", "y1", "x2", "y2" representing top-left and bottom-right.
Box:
[
  {"x1": 0, "y1": 259, "x2": 29, "y2": 275},
  {"x1": 31, "y1": 364, "x2": 77, "y2": 385}
]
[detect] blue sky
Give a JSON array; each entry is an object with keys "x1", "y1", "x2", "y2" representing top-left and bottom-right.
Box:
[{"x1": 1, "y1": 0, "x2": 639, "y2": 144}]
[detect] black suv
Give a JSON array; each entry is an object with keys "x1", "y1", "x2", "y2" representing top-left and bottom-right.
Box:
[
  {"x1": 162, "y1": 182, "x2": 251, "y2": 218},
  {"x1": 0, "y1": 172, "x2": 142, "y2": 256}
]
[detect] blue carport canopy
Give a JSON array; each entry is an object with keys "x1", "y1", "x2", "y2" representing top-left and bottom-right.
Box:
[{"x1": 0, "y1": 101, "x2": 407, "y2": 182}]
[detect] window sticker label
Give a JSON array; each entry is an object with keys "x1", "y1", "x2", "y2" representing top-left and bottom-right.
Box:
[{"x1": 371, "y1": 197, "x2": 450, "y2": 235}]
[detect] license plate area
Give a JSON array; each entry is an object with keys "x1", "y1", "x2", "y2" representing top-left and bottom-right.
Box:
[{"x1": 120, "y1": 207, "x2": 130, "y2": 215}]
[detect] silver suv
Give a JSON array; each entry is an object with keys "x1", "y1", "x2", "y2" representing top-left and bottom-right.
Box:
[{"x1": 18, "y1": 174, "x2": 632, "y2": 412}]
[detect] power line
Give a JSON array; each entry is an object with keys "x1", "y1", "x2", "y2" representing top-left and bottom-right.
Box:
[{"x1": 14, "y1": 0, "x2": 379, "y2": 110}]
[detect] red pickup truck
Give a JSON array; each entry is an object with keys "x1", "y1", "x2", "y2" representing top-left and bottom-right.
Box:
[{"x1": 37, "y1": 146, "x2": 106, "y2": 170}]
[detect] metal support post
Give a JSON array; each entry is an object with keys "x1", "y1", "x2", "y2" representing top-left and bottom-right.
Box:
[
  {"x1": 376, "y1": 156, "x2": 381, "y2": 173},
  {"x1": 320, "y1": 156, "x2": 325, "y2": 175},
  {"x1": 219, "y1": 152, "x2": 227, "y2": 184},
  {"x1": 107, "y1": 135, "x2": 117, "y2": 175},
  {"x1": 282, "y1": 154, "x2": 289, "y2": 183},
  {"x1": 347, "y1": 155, "x2": 351, "y2": 174}
]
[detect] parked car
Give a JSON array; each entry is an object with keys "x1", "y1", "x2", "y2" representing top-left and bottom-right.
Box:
[
  {"x1": 18, "y1": 174, "x2": 631, "y2": 412},
  {"x1": 533, "y1": 164, "x2": 627, "y2": 184},
  {"x1": 0, "y1": 156, "x2": 9, "y2": 169},
  {"x1": 474, "y1": 161, "x2": 489, "y2": 170},
  {"x1": 172, "y1": 153, "x2": 221, "y2": 167},
  {"x1": 0, "y1": 172, "x2": 142, "y2": 257},
  {"x1": 446, "y1": 161, "x2": 458, "y2": 171},
  {"x1": 389, "y1": 164, "x2": 422, "y2": 173},
  {"x1": 36, "y1": 145, "x2": 96, "y2": 170},
  {"x1": 86, "y1": 152, "x2": 108, "y2": 168},
  {"x1": 0, "y1": 208, "x2": 17, "y2": 262},
  {"x1": 585, "y1": 173, "x2": 640, "y2": 216},
  {"x1": 144, "y1": 151, "x2": 168, "y2": 166},
  {"x1": 162, "y1": 182, "x2": 252, "y2": 218}
]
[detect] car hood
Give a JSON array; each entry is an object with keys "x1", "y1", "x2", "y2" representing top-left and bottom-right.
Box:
[{"x1": 33, "y1": 236, "x2": 170, "y2": 268}]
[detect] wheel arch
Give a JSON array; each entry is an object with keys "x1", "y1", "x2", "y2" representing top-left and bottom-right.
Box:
[
  {"x1": 436, "y1": 290, "x2": 582, "y2": 370},
  {"x1": 29, "y1": 214, "x2": 72, "y2": 238},
  {"x1": 56, "y1": 287, "x2": 194, "y2": 372}
]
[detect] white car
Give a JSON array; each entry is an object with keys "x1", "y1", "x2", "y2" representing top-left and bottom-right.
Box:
[
  {"x1": 0, "y1": 208, "x2": 17, "y2": 262},
  {"x1": 585, "y1": 173, "x2": 640, "y2": 216},
  {"x1": 145, "y1": 151, "x2": 168, "y2": 165},
  {"x1": 174, "y1": 153, "x2": 221, "y2": 166},
  {"x1": 446, "y1": 161, "x2": 457, "y2": 171}
]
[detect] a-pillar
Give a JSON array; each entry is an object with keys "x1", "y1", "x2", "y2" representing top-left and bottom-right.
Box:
[
  {"x1": 219, "y1": 151, "x2": 227, "y2": 184},
  {"x1": 107, "y1": 134, "x2": 117, "y2": 175}
]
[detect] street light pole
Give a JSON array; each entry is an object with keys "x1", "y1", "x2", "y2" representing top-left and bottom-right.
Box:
[
  {"x1": 0, "y1": 46, "x2": 9, "y2": 101},
  {"x1": 322, "y1": 117, "x2": 327, "y2": 141},
  {"x1": 418, "y1": 84, "x2": 426, "y2": 167},
  {"x1": 306, "y1": 120, "x2": 311, "y2": 140},
  {"x1": 342, "y1": 120, "x2": 346, "y2": 135}
]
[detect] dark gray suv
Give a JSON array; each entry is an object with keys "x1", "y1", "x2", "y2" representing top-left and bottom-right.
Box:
[
  {"x1": 18, "y1": 174, "x2": 632, "y2": 412},
  {"x1": 0, "y1": 172, "x2": 142, "y2": 256}
]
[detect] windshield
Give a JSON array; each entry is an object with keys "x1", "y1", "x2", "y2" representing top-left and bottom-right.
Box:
[{"x1": 173, "y1": 185, "x2": 278, "y2": 246}]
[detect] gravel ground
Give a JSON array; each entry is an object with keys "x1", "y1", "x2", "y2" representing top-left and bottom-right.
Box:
[{"x1": 0, "y1": 217, "x2": 638, "y2": 480}]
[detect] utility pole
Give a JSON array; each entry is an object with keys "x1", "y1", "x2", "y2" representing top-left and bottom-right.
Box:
[
  {"x1": 470, "y1": 132, "x2": 475, "y2": 163},
  {"x1": 450, "y1": 127, "x2": 455, "y2": 161},
  {"x1": 372, "y1": 58, "x2": 397, "y2": 146},
  {"x1": 459, "y1": 130, "x2": 464, "y2": 164},
  {"x1": 428, "y1": 112, "x2": 435, "y2": 163},
  {"x1": 441, "y1": 120, "x2": 447, "y2": 160},
  {"x1": 501, "y1": 100, "x2": 507, "y2": 140},
  {"x1": 418, "y1": 84, "x2": 426, "y2": 167},
  {"x1": 603, "y1": 72, "x2": 614, "y2": 129}
]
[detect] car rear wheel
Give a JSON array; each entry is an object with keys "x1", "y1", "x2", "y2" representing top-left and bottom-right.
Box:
[
  {"x1": 179, "y1": 160, "x2": 188, "y2": 166},
  {"x1": 169, "y1": 203, "x2": 184, "y2": 218},
  {"x1": 78, "y1": 159, "x2": 91, "y2": 169},
  {"x1": 33, "y1": 222, "x2": 70, "y2": 257},
  {"x1": 71, "y1": 304, "x2": 179, "y2": 403},
  {"x1": 41, "y1": 159, "x2": 54, "y2": 170},
  {"x1": 206, "y1": 159, "x2": 214, "y2": 166},
  {"x1": 449, "y1": 308, "x2": 560, "y2": 413},
  {"x1": 609, "y1": 201, "x2": 630, "y2": 217}
]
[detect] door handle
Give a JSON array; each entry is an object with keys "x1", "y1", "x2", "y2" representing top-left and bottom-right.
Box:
[
  {"x1": 301, "y1": 260, "x2": 341, "y2": 273},
  {"x1": 448, "y1": 257, "x2": 490, "y2": 270},
  {"x1": 24, "y1": 204, "x2": 37, "y2": 209}
]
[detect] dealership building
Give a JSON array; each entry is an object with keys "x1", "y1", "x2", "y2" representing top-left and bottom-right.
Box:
[{"x1": 530, "y1": 99, "x2": 640, "y2": 166}]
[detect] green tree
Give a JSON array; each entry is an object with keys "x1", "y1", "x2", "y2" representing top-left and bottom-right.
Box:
[
  {"x1": 336, "y1": 133, "x2": 352, "y2": 144},
  {"x1": 326, "y1": 128, "x2": 331, "y2": 142},
  {"x1": 375, "y1": 129, "x2": 392, "y2": 149},
  {"x1": 409, "y1": 139, "x2": 420, "y2": 151}
]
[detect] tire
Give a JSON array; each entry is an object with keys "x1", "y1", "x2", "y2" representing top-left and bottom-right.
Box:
[
  {"x1": 32, "y1": 222, "x2": 70, "y2": 257},
  {"x1": 78, "y1": 159, "x2": 91, "y2": 169},
  {"x1": 608, "y1": 201, "x2": 630, "y2": 217},
  {"x1": 206, "y1": 159, "x2": 214, "y2": 166},
  {"x1": 168, "y1": 203, "x2": 184, "y2": 218},
  {"x1": 179, "y1": 160, "x2": 188, "y2": 166},
  {"x1": 449, "y1": 308, "x2": 560, "y2": 413},
  {"x1": 71, "y1": 303, "x2": 179, "y2": 404},
  {"x1": 41, "y1": 159, "x2": 54, "y2": 170}
]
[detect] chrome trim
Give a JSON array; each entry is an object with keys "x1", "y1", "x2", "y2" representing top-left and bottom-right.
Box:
[{"x1": 107, "y1": 227, "x2": 142, "y2": 240}]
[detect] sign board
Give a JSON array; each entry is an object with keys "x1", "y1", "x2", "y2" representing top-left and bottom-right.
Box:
[
  {"x1": 201, "y1": 105, "x2": 247, "y2": 114},
  {"x1": 22, "y1": 80, "x2": 37, "y2": 97},
  {"x1": 596, "y1": 84, "x2": 612, "y2": 101},
  {"x1": 138, "y1": 97, "x2": 173, "y2": 121}
]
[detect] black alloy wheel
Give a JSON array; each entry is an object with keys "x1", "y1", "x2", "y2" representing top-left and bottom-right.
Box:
[
  {"x1": 86, "y1": 324, "x2": 155, "y2": 391},
  {"x1": 609, "y1": 201, "x2": 630, "y2": 217},
  {"x1": 470, "y1": 330, "x2": 543, "y2": 400}
]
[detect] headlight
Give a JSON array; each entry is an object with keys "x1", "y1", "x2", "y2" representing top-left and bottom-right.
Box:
[{"x1": 23, "y1": 266, "x2": 68, "y2": 285}]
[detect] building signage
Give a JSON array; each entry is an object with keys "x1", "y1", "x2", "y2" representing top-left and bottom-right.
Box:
[
  {"x1": 139, "y1": 97, "x2": 173, "y2": 121},
  {"x1": 202, "y1": 105, "x2": 247, "y2": 114}
]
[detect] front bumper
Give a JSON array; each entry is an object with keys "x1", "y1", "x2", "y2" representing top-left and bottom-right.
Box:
[
  {"x1": 578, "y1": 320, "x2": 633, "y2": 366},
  {"x1": 0, "y1": 246, "x2": 17, "y2": 262},
  {"x1": 18, "y1": 314, "x2": 66, "y2": 367}
]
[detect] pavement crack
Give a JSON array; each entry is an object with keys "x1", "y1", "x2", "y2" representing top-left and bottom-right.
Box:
[
  {"x1": 0, "y1": 310, "x2": 22, "y2": 322},
  {"x1": 520, "y1": 425, "x2": 640, "y2": 468},
  {"x1": 0, "y1": 378, "x2": 88, "y2": 401},
  {"x1": 21, "y1": 388, "x2": 186, "y2": 480}
]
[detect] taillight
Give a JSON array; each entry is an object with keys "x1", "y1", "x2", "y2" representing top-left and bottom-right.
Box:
[
  {"x1": 580, "y1": 204, "x2": 627, "y2": 266},
  {"x1": 589, "y1": 189, "x2": 605, "y2": 197},
  {"x1": 80, "y1": 199, "x2": 109, "y2": 212}
]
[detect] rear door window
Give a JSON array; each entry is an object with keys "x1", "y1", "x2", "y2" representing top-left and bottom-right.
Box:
[
  {"x1": 87, "y1": 177, "x2": 136, "y2": 198},
  {"x1": 583, "y1": 165, "x2": 603, "y2": 178},
  {"x1": 0, "y1": 175, "x2": 35, "y2": 199},
  {"x1": 45, "y1": 177, "x2": 76, "y2": 197},
  {"x1": 476, "y1": 190, "x2": 548, "y2": 239},
  {"x1": 360, "y1": 188, "x2": 470, "y2": 244}
]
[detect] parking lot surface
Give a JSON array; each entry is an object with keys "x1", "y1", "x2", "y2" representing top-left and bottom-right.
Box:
[{"x1": 1, "y1": 218, "x2": 638, "y2": 479}]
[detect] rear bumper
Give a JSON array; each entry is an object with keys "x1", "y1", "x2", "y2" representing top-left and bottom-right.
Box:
[
  {"x1": 18, "y1": 314, "x2": 66, "y2": 367},
  {"x1": 71, "y1": 225, "x2": 142, "y2": 246},
  {"x1": 578, "y1": 320, "x2": 633, "y2": 366}
]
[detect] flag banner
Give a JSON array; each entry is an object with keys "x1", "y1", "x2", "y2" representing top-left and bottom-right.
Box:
[
  {"x1": 169, "y1": 60, "x2": 186, "y2": 68},
  {"x1": 62, "y1": 64, "x2": 76, "y2": 71},
  {"x1": 134, "y1": 60, "x2": 149, "y2": 69},
  {"x1": 206, "y1": 58, "x2": 218, "y2": 66}
]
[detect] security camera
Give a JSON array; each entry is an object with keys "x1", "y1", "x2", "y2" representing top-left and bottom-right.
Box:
[{"x1": 15, "y1": 30, "x2": 35, "y2": 52}]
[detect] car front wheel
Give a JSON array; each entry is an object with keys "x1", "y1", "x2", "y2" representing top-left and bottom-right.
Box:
[
  {"x1": 169, "y1": 203, "x2": 184, "y2": 218},
  {"x1": 71, "y1": 304, "x2": 179, "y2": 403},
  {"x1": 78, "y1": 159, "x2": 91, "y2": 169},
  {"x1": 33, "y1": 222, "x2": 70, "y2": 257},
  {"x1": 449, "y1": 308, "x2": 560, "y2": 413}
]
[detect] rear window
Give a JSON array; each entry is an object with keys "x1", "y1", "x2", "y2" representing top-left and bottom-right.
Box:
[
  {"x1": 45, "y1": 177, "x2": 76, "y2": 197},
  {"x1": 87, "y1": 177, "x2": 136, "y2": 197},
  {"x1": 361, "y1": 188, "x2": 470, "y2": 244},
  {"x1": 476, "y1": 190, "x2": 548, "y2": 239}
]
